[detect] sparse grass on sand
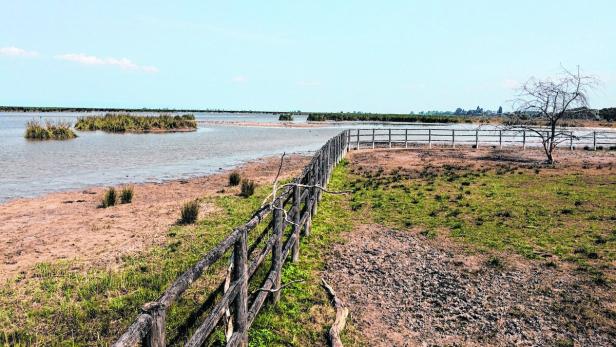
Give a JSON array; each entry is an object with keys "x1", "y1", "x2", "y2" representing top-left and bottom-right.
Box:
[
  {"x1": 74, "y1": 113, "x2": 197, "y2": 133},
  {"x1": 24, "y1": 120, "x2": 77, "y2": 140},
  {"x1": 0, "y1": 178, "x2": 360, "y2": 346}
]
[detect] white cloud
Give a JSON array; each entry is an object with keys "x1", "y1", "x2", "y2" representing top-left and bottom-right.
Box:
[
  {"x1": 502, "y1": 79, "x2": 521, "y2": 90},
  {"x1": 0, "y1": 46, "x2": 39, "y2": 57},
  {"x1": 55, "y1": 53, "x2": 158, "y2": 73},
  {"x1": 231, "y1": 75, "x2": 247, "y2": 83}
]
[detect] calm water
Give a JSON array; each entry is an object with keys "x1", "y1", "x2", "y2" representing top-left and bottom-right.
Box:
[{"x1": 1, "y1": 112, "x2": 610, "y2": 203}]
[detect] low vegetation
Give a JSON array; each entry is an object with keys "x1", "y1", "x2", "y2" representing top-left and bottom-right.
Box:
[
  {"x1": 24, "y1": 120, "x2": 77, "y2": 140},
  {"x1": 278, "y1": 113, "x2": 294, "y2": 121},
  {"x1": 101, "y1": 187, "x2": 117, "y2": 208},
  {"x1": 229, "y1": 171, "x2": 241, "y2": 186},
  {"x1": 240, "y1": 179, "x2": 256, "y2": 197},
  {"x1": 74, "y1": 113, "x2": 197, "y2": 133},
  {"x1": 179, "y1": 200, "x2": 199, "y2": 224},
  {"x1": 120, "y1": 186, "x2": 134, "y2": 204},
  {"x1": 307, "y1": 112, "x2": 469, "y2": 123}
]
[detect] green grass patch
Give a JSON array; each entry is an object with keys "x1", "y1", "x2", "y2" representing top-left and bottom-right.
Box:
[
  {"x1": 24, "y1": 120, "x2": 77, "y2": 140},
  {"x1": 74, "y1": 113, "x2": 197, "y2": 133}
]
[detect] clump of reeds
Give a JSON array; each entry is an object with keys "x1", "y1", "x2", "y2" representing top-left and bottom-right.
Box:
[
  {"x1": 179, "y1": 200, "x2": 200, "y2": 224},
  {"x1": 24, "y1": 120, "x2": 77, "y2": 140},
  {"x1": 120, "y1": 186, "x2": 134, "y2": 204},
  {"x1": 240, "y1": 180, "x2": 256, "y2": 197},
  {"x1": 229, "y1": 172, "x2": 241, "y2": 186},
  {"x1": 101, "y1": 188, "x2": 117, "y2": 208},
  {"x1": 74, "y1": 113, "x2": 197, "y2": 133}
]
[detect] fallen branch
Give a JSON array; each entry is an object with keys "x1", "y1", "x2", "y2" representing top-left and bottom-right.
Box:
[
  {"x1": 321, "y1": 278, "x2": 349, "y2": 347},
  {"x1": 252, "y1": 279, "x2": 305, "y2": 295}
]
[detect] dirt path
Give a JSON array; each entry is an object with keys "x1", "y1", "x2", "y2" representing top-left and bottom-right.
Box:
[
  {"x1": 325, "y1": 225, "x2": 615, "y2": 346},
  {"x1": 0, "y1": 155, "x2": 309, "y2": 281}
]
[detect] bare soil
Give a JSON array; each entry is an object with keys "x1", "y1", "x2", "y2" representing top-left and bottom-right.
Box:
[
  {"x1": 325, "y1": 225, "x2": 615, "y2": 346},
  {"x1": 0, "y1": 155, "x2": 309, "y2": 281}
]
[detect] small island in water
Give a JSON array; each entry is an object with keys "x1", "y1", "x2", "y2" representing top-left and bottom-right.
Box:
[
  {"x1": 24, "y1": 120, "x2": 77, "y2": 140},
  {"x1": 74, "y1": 113, "x2": 197, "y2": 133}
]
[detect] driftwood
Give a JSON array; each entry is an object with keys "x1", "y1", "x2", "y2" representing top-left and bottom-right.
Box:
[{"x1": 321, "y1": 278, "x2": 349, "y2": 347}]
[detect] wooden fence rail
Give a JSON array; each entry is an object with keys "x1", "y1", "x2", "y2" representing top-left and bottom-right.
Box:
[
  {"x1": 347, "y1": 128, "x2": 616, "y2": 151},
  {"x1": 113, "y1": 130, "x2": 350, "y2": 347}
]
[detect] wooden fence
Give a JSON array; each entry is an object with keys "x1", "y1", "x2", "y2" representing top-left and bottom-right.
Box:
[
  {"x1": 347, "y1": 128, "x2": 616, "y2": 150},
  {"x1": 113, "y1": 130, "x2": 350, "y2": 347}
]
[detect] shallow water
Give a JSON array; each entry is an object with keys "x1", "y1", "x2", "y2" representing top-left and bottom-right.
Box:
[{"x1": 0, "y1": 112, "x2": 612, "y2": 202}]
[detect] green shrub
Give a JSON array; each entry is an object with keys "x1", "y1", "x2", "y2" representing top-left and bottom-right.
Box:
[
  {"x1": 101, "y1": 188, "x2": 117, "y2": 208},
  {"x1": 120, "y1": 186, "x2": 134, "y2": 204},
  {"x1": 24, "y1": 120, "x2": 77, "y2": 140},
  {"x1": 240, "y1": 180, "x2": 256, "y2": 197},
  {"x1": 278, "y1": 113, "x2": 294, "y2": 121},
  {"x1": 229, "y1": 172, "x2": 241, "y2": 186},
  {"x1": 179, "y1": 200, "x2": 199, "y2": 224}
]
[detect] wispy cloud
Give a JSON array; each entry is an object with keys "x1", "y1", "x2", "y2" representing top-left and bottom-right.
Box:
[
  {"x1": 0, "y1": 46, "x2": 39, "y2": 58},
  {"x1": 55, "y1": 53, "x2": 159, "y2": 73},
  {"x1": 231, "y1": 75, "x2": 248, "y2": 83}
]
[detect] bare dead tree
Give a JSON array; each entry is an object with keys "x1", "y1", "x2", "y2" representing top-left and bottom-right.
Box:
[{"x1": 508, "y1": 66, "x2": 598, "y2": 164}]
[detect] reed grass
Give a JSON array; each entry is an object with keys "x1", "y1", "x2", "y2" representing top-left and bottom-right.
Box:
[
  {"x1": 179, "y1": 200, "x2": 199, "y2": 224},
  {"x1": 101, "y1": 188, "x2": 117, "y2": 208},
  {"x1": 74, "y1": 113, "x2": 197, "y2": 133},
  {"x1": 24, "y1": 120, "x2": 77, "y2": 140},
  {"x1": 240, "y1": 180, "x2": 256, "y2": 197},
  {"x1": 229, "y1": 172, "x2": 241, "y2": 186},
  {"x1": 120, "y1": 186, "x2": 134, "y2": 204},
  {"x1": 278, "y1": 113, "x2": 294, "y2": 121}
]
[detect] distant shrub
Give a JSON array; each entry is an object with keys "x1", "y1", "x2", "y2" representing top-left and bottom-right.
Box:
[
  {"x1": 179, "y1": 200, "x2": 199, "y2": 224},
  {"x1": 101, "y1": 188, "x2": 117, "y2": 208},
  {"x1": 229, "y1": 172, "x2": 241, "y2": 186},
  {"x1": 24, "y1": 120, "x2": 77, "y2": 140},
  {"x1": 120, "y1": 186, "x2": 134, "y2": 204},
  {"x1": 240, "y1": 179, "x2": 256, "y2": 197},
  {"x1": 278, "y1": 113, "x2": 294, "y2": 121}
]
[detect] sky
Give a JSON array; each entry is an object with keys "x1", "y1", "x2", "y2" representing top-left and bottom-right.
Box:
[{"x1": 1, "y1": 0, "x2": 615, "y2": 113}]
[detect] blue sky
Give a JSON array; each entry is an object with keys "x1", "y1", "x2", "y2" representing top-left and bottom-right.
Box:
[{"x1": 1, "y1": 0, "x2": 615, "y2": 112}]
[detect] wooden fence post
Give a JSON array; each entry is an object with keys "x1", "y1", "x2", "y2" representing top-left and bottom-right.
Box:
[
  {"x1": 428, "y1": 129, "x2": 432, "y2": 149},
  {"x1": 499, "y1": 130, "x2": 503, "y2": 149},
  {"x1": 522, "y1": 130, "x2": 526, "y2": 150},
  {"x1": 372, "y1": 129, "x2": 375, "y2": 149},
  {"x1": 570, "y1": 131, "x2": 574, "y2": 150},
  {"x1": 311, "y1": 159, "x2": 319, "y2": 217},
  {"x1": 232, "y1": 230, "x2": 248, "y2": 346},
  {"x1": 142, "y1": 302, "x2": 165, "y2": 347},
  {"x1": 270, "y1": 208, "x2": 283, "y2": 304},
  {"x1": 388, "y1": 129, "x2": 392, "y2": 148},
  {"x1": 405, "y1": 129, "x2": 408, "y2": 148},
  {"x1": 475, "y1": 130, "x2": 479, "y2": 149},
  {"x1": 593, "y1": 131, "x2": 597, "y2": 150},
  {"x1": 292, "y1": 185, "x2": 301, "y2": 262},
  {"x1": 452, "y1": 130, "x2": 455, "y2": 148},
  {"x1": 356, "y1": 129, "x2": 360, "y2": 150}
]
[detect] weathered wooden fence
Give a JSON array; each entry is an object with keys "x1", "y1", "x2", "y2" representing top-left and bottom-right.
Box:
[
  {"x1": 347, "y1": 128, "x2": 616, "y2": 150},
  {"x1": 113, "y1": 130, "x2": 350, "y2": 347}
]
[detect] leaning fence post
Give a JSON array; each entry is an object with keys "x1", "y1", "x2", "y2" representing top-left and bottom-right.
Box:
[
  {"x1": 593, "y1": 131, "x2": 597, "y2": 150},
  {"x1": 270, "y1": 208, "x2": 283, "y2": 304},
  {"x1": 522, "y1": 130, "x2": 526, "y2": 150},
  {"x1": 388, "y1": 129, "x2": 392, "y2": 148},
  {"x1": 142, "y1": 302, "x2": 165, "y2": 347},
  {"x1": 232, "y1": 230, "x2": 248, "y2": 346},
  {"x1": 292, "y1": 185, "x2": 301, "y2": 262},
  {"x1": 475, "y1": 130, "x2": 479, "y2": 149},
  {"x1": 428, "y1": 129, "x2": 432, "y2": 149}
]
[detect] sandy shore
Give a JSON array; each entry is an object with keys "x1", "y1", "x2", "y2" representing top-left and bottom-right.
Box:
[{"x1": 0, "y1": 154, "x2": 310, "y2": 281}]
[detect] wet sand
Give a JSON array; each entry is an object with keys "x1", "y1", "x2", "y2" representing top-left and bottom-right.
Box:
[{"x1": 0, "y1": 154, "x2": 309, "y2": 281}]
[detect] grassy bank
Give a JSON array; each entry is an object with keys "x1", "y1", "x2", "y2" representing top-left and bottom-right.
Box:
[
  {"x1": 0, "y1": 171, "x2": 360, "y2": 346},
  {"x1": 307, "y1": 112, "x2": 470, "y2": 123},
  {"x1": 24, "y1": 120, "x2": 77, "y2": 140},
  {"x1": 74, "y1": 113, "x2": 197, "y2": 133}
]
